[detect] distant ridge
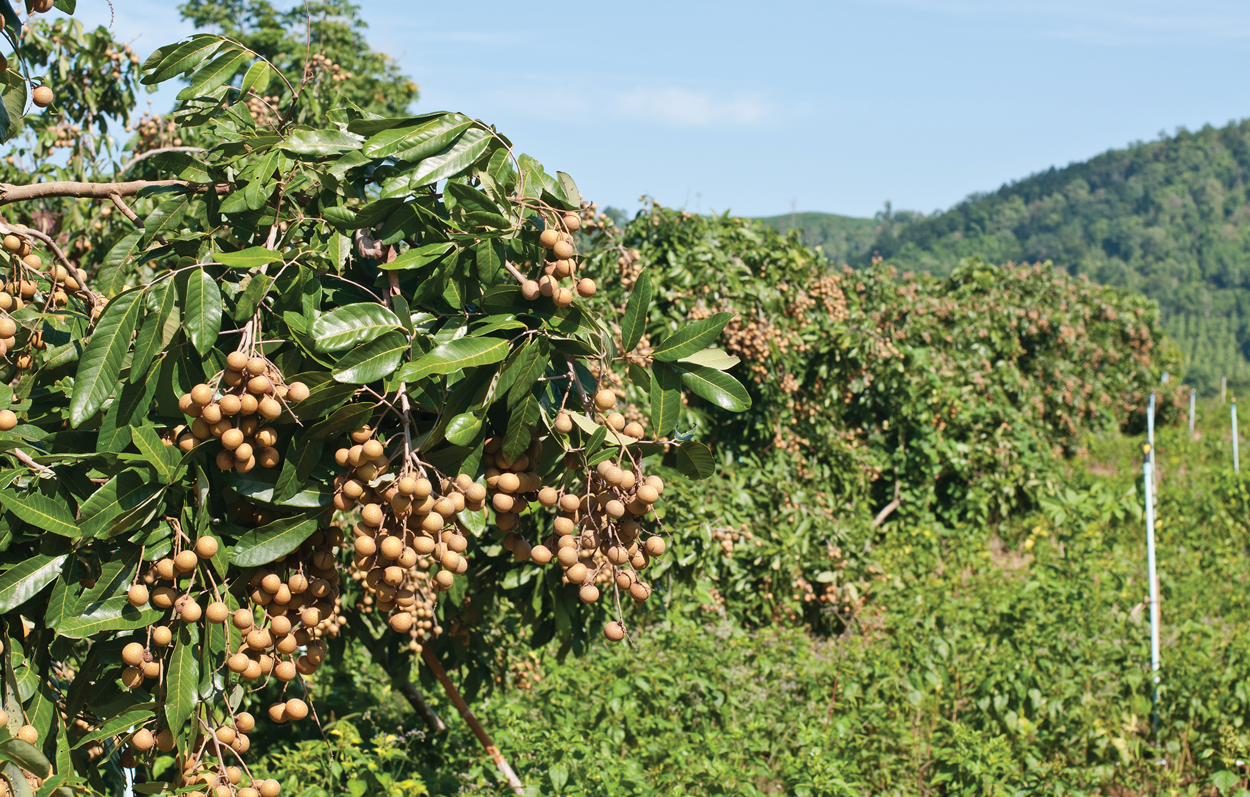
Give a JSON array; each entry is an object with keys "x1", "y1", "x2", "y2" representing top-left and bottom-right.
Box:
[
  {"x1": 769, "y1": 120, "x2": 1250, "y2": 392},
  {"x1": 755, "y1": 212, "x2": 878, "y2": 265}
]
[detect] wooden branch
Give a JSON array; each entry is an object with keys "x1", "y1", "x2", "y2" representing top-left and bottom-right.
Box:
[
  {"x1": 870, "y1": 480, "x2": 902, "y2": 529},
  {"x1": 0, "y1": 180, "x2": 230, "y2": 207},
  {"x1": 421, "y1": 644, "x2": 525, "y2": 796},
  {"x1": 395, "y1": 676, "x2": 446, "y2": 733},
  {"x1": 503, "y1": 260, "x2": 527, "y2": 285},
  {"x1": 107, "y1": 193, "x2": 140, "y2": 224},
  {"x1": 119, "y1": 146, "x2": 208, "y2": 174},
  {"x1": 12, "y1": 449, "x2": 53, "y2": 476}
]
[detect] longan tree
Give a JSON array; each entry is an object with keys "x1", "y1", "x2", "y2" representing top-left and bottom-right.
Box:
[{"x1": 0, "y1": 6, "x2": 745, "y2": 796}]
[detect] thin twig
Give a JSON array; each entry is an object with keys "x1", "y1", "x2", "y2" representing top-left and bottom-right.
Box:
[
  {"x1": 12, "y1": 448, "x2": 53, "y2": 475},
  {"x1": 119, "y1": 146, "x2": 208, "y2": 174}
]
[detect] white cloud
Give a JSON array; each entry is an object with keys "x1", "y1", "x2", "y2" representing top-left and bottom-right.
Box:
[{"x1": 614, "y1": 88, "x2": 771, "y2": 127}]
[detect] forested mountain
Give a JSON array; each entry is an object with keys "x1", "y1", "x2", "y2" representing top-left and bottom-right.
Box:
[
  {"x1": 845, "y1": 120, "x2": 1250, "y2": 392},
  {"x1": 755, "y1": 211, "x2": 880, "y2": 263}
]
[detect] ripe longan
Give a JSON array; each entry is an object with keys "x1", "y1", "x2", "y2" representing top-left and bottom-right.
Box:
[
  {"x1": 131, "y1": 728, "x2": 154, "y2": 751},
  {"x1": 16, "y1": 725, "x2": 37, "y2": 745},
  {"x1": 605, "y1": 621, "x2": 626, "y2": 642},
  {"x1": 539, "y1": 229, "x2": 560, "y2": 249},
  {"x1": 554, "y1": 412, "x2": 574, "y2": 433},
  {"x1": 121, "y1": 666, "x2": 144, "y2": 688},
  {"x1": 284, "y1": 698, "x2": 309, "y2": 721},
  {"x1": 553, "y1": 240, "x2": 575, "y2": 260},
  {"x1": 576, "y1": 278, "x2": 596, "y2": 298},
  {"x1": 127, "y1": 583, "x2": 149, "y2": 606},
  {"x1": 205, "y1": 601, "x2": 229, "y2": 623},
  {"x1": 190, "y1": 384, "x2": 213, "y2": 405},
  {"x1": 31, "y1": 86, "x2": 52, "y2": 108},
  {"x1": 287, "y1": 382, "x2": 310, "y2": 402},
  {"x1": 227, "y1": 352, "x2": 248, "y2": 371},
  {"x1": 151, "y1": 626, "x2": 173, "y2": 646},
  {"x1": 593, "y1": 389, "x2": 616, "y2": 411},
  {"x1": 122, "y1": 642, "x2": 145, "y2": 666},
  {"x1": 246, "y1": 357, "x2": 267, "y2": 376}
]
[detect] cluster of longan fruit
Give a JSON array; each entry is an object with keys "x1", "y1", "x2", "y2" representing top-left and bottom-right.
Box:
[
  {"x1": 244, "y1": 95, "x2": 282, "y2": 127},
  {"x1": 348, "y1": 558, "x2": 442, "y2": 653},
  {"x1": 125, "y1": 111, "x2": 182, "y2": 152},
  {"x1": 2, "y1": 233, "x2": 91, "y2": 314},
  {"x1": 520, "y1": 215, "x2": 595, "y2": 307},
  {"x1": 122, "y1": 712, "x2": 281, "y2": 797},
  {"x1": 44, "y1": 122, "x2": 83, "y2": 151},
  {"x1": 306, "y1": 52, "x2": 354, "y2": 84},
  {"x1": 336, "y1": 426, "x2": 485, "y2": 628},
  {"x1": 175, "y1": 352, "x2": 309, "y2": 473},
  {"x1": 483, "y1": 435, "x2": 545, "y2": 537}
]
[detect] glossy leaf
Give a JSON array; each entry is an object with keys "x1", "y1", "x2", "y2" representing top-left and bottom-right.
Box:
[
  {"x1": 331, "y1": 330, "x2": 409, "y2": 384},
  {"x1": 651, "y1": 312, "x2": 735, "y2": 362},
  {"x1": 396, "y1": 337, "x2": 508, "y2": 383},
  {"x1": 673, "y1": 363, "x2": 752, "y2": 411},
  {"x1": 69, "y1": 288, "x2": 144, "y2": 427},
  {"x1": 0, "y1": 492, "x2": 78, "y2": 539},
  {"x1": 181, "y1": 268, "x2": 222, "y2": 356},
  {"x1": 621, "y1": 270, "x2": 652, "y2": 353},
  {"x1": 213, "y1": 247, "x2": 285, "y2": 269},
  {"x1": 230, "y1": 513, "x2": 323, "y2": 567},
  {"x1": 650, "y1": 362, "x2": 683, "y2": 438},
  {"x1": 445, "y1": 413, "x2": 482, "y2": 447},
  {"x1": 310, "y1": 303, "x2": 401, "y2": 353},
  {"x1": 0, "y1": 555, "x2": 66, "y2": 614},
  {"x1": 165, "y1": 624, "x2": 199, "y2": 735},
  {"x1": 675, "y1": 442, "x2": 716, "y2": 480}
]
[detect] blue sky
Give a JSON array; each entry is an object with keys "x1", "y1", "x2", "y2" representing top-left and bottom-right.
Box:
[{"x1": 68, "y1": 0, "x2": 1250, "y2": 219}]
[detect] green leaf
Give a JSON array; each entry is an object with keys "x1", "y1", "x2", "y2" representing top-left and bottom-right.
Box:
[
  {"x1": 0, "y1": 491, "x2": 79, "y2": 539},
  {"x1": 131, "y1": 280, "x2": 177, "y2": 382},
  {"x1": 281, "y1": 127, "x2": 363, "y2": 157},
  {"x1": 395, "y1": 337, "x2": 508, "y2": 384},
  {"x1": 651, "y1": 312, "x2": 734, "y2": 362},
  {"x1": 70, "y1": 704, "x2": 156, "y2": 750},
  {"x1": 213, "y1": 247, "x2": 285, "y2": 269},
  {"x1": 130, "y1": 426, "x2": 185, "y2": 484},
  {"x1": 621, "y1": 269, "x2": 652, "y2": 352},
  {"x1": 52, "y1": 597, "x2": 163, "y2": 639},
  {"x1": 310, "y1": 303, "x2": 401, "y2": 353},
  {"x1": 331, "y1": 330, "x2": 409, "y2": 384},
  {"x1": 672, "y1": 363, "x2": 752, "y2": 411},
  {"x1": 650, "y1": 362, "x2": 682, "y2": 438},
  {"x1": 407, "y1": 127, "x2": 493, "y2": 188},
  {"x1": 379, "y1": 241, "x2": 454, "y2": 271},
  {"x1": 0, "y1": 555, "x2": 66, "y2": 614},
  {"x1": 675, "y1": 442, "x2": 716, "y2": 480},
  {"x1": 70, "y1": 287, "x2": 144, "y2": 427},
  {"x1": 678, "y1": 348, "x2": 740, "y2": 370},
  {"x1": 363, "y1": 113, "x2": 472, "y2": 161},
  {"x1": 181, "y1": 268, "x2": 222, "y2": 357},
  {"x1": 238, "y1": 59, "x2": 272, "y2": 98},
  {"x1": 506, "y1": 338, "x2": 549, "y2": 407},
  {"x1": 142, "y1": 35, "x2": 223, "y2": 84},
  {"x1": 230, "y1": 513, "x2": 322, "y2": 567},
  {"x1": 165, "y1": 624, "x2": 199, "y2": 736},
  {"x1": 274, "y1": 435, "x2": 324, "y2": 503},
  {"x1": 2, "y1": 762, "x2": 31, "y2": 797},
  {"x1": 0, "y1": 740, "x2": 49, "y2": 779},
  {"x1": 504, "y1": 390, "x2": 542, "y2": 462},
  {"x1": 78, "y1": 471, "x2": 164, "y2": 539},
  {"x1": 445, "y1": 413, "x2": 482, "y2": 447},
  {"x1": 178, "y1": 46, "x2": 250, "y2": 100},
  {"x1": 556, "y1": 172, "x2": 580, "y2": 206},
  {"x1": 97, "y1": 230, "x2": 144, "y2": 298}
]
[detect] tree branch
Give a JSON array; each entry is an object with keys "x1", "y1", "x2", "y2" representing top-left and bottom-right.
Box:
[
  {"x1": 0, "y1": 180, "x2": 230, "y2": 206},
  {"x1": 870, "y1": 481, "x2": 902, "y2": 529}
]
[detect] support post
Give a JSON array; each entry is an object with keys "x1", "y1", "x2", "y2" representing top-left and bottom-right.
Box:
[
  {"x1": 1222, "y1": 376, "x2": 1227, "y2": 403},
  {"x1": 1188, "y1": 390, "x2": 1196, "y2": 435},
  {"x1": 1142, "y1": 443, "x2": 1161, "y2": 737},
  {"x1": 1233, "y1": 398, "x2": 1240, "y2": 474}
]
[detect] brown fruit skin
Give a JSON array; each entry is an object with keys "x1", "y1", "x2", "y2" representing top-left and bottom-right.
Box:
[
  {"x1": 205, "y1": 601, "x2": 229, "y2": 623},
  {"x1": 31, "y1": 86, "x2": 52, "y2": 108},
  {"x1": 127, "y1": 583, "x2": 149, "y2": 607},
  {"x1": 285, "y1": 698, "x2": 309, "y2": 721},
  {"x1": 226, "y1": 351, "x2": 248, "y2": 371},
  {"x1": 121, "y1": 666, "x2": 144, "y2": 688},
  {"x1": 122, "y1": 642, "x2": 146, "y2": 666},
  {"x1": 131, "y1": 728, "x2": 154, "y2": 751},
  {"x1": 234, "y1": 712, "x2": 255, "y2": 733},
  {"x1": 604, "y1": 621, "x2": 626, "y2": 641},
  {"x1": 539, "y1": 229, "x2": 560, "y2": 249},
  {"x1": 151, "y1": 626, "x2": 173, "y2": 646},
  {"x1": 287, "y1": 382, "x2": 310, "y2": 402},
  {"x1": 644, "y1": 536, "x2": 667, "y2": 557},
  {"x1": 576, "y1": 278, "x2": 596, "y2": 298},
  {"x1": 553, "y1": 240, "x2": 575, "y2": 259},
  {"x1": 593, "y1": 389, "x2": 616, "y2": 411},
  {"x1": 16, "y1": 725, "x2": 37, "y2": 745},
  {"x1": 563, "y1": 213, "x2": 581, "y2": 232}
]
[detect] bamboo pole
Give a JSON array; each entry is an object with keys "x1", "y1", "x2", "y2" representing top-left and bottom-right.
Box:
[
  {"x1": 1233, "y1": 398, "x2": 1240, "y2": 474},
  {"x1": 1188, "y1": 390, "x2": 1196, "y2": 435},
  {"x1": 421, "y1": 645, "x2": 525, "y2": 795}
]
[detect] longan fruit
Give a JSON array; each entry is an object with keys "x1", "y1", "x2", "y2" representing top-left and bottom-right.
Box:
[
  {"x1": 636, "y1": 485, "x2": 659, "y2": 505},
  {"x1": 1, "y1": 236, "x2": 17, "y2": 252},
  {"x1": 622, "y1": 422, "x2": 645, "y2": 439},
  {"x1": 210, "y1": 418, "x2": 232, "y2": 438},
  {"x1": 258, "y1": 397, "x2": 282, "y2": 419},
  {"x1": 593, "y1": 389, "x2": 616, "y2": 411},
  {"x1": 224, "y1": 369, "x2": 245, "y2": 387},
  {"x1": 218, "y1": 394, "x2": 242, "y2": 416},
  {"x1": 233, "y1": 712, "x2": 255, "y2": 734},
  {"x1": 539, "y1": 228, "x2": 560, "y2": 249},
  {"x1": 215, "y1": 449, "x2": 236, "y2": 471},
  {"x1": 274, "y1": 661, "x2": 297, "y2": 682},
  {"x1": 215, "y1": 726, "x2": 237, "y2": 745},
  {"x1": 605, "y1": 621, "x2": 626, "y2": 641},
  {"x1": 287, "y1": 382, "x2": 309, "y2": 402},
  {"x1": 178, "y1": 597, "x2": 202, "y2": 623},
  {"x1": 190, "y1": 384, "x2": 213, "y2": 406},
  {"x1": 122, "y1": 642, "x2": 146, "y2": 666},
  {"x1": 553, "y1": 287, "x2": 574, "y2": 307},
  {"x1": 259, "y1": 780, "x2": 281, "y2": 797},
  {"x1": 127, "y1": 583, "x2": 149, "y2": 606},
  {"x1": 576, "y1": 278, "x2": 596, "y2": 298},
  {"x1": 195, "y1": 536, "x2": 219, "y2": 559},
  {"x1": 630, "y1": 581, "x2": 652, "y2": 601},
  {"x1": 227, "y1": 653, "x2": 250, "y2": 674},
  {"x1": 389, "y1": 613, "x2": 414, "y2": 633},
  {"x1": 530, "y1": 544, "x2": 553, "y2": 565},
  {"x1": 131, "y1": 728, "x2": 154, "y2": 751},
  {"x1": 221, "y1": 428, "x2": 245, "y2": 450},
  {"x1": 201, "y1": 601, "x2": 227, "y2": 624},
  {"x1": 257, "y1": 447, "x2": 280, "y2": 469},
  {"x1": 174, "y1": 550, "x2": 198, "y2": 573},
  {"x1": 226, "y1": 352, "x2": 248, "y2": 371},
  {"x1": 350, "y1": 426, "x2": 373, "y2": 444},
  {"x1": 267, "y1": 703, "x2": 287, "y2": 724},
  {"x1": 245, "y1": 357, "x2": 267, "y2": 376},
  {"x1": 155, "y1": 728, "x2": 175, "y2": 752},
  {"x1": 606, "y1": 412, "x2": 626, "y2": 431},
  {"x1": 566, "y1": 562, "x2": 588, "y2": 584},
  {"x1": 0, "y1": 318, "x2": 14, "y2": 339},
  {"x1": 579, "y1": 584, "x2": 600, "y2": 603},
  {"x1": 121, "y1": 666, "x2": 144, "y2": 688},
  {"x1": 563, "y1": 213, "x2": 581, "y2": 232},
  {"x1": 362, "y1": 439, "x2": 384, "y2": 459},
  {"x1": 151, "y1": 626, "x2": 173, "y2": 646},
  {"x1": 247, "y1": 375, "x2": 272, "y2": 395},
  {"x1": 232, "y1": 608, "x2": 254, "y2": 630},
  {"x1": 31, "y1": 86, "x2": 53, "y2": 107},
  {"x1": 284, "y1": 698, "x2": 309, "y2": 721},
  {"x1": 201, "y1": 403, "x2": 224, "y2": 424},
  {"x1": 239, "y1": 394, "x2": 259, "y2": 415},
  {"x1": 300, "y1": 607, "x2": 321, "y2": 627},
  {"x1": 434, "y1": 569, "x2": 455, "y2": 590},
  {"x1": 521, "y1": 279, "x2": 541, "y2": 300},
  {"x1": 553, "y1": 240, "x2": 575, "y2": 259},
  {"x1": 16, "y1": 725, "x2": 37, "y2": 745}
]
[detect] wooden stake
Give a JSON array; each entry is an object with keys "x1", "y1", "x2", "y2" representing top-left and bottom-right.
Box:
[{"x1": 421, "y1": 645, "x2": 525, "y2": 795}]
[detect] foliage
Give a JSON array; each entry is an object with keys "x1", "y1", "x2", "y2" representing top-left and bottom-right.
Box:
[
  {"x1": 581, "y1": 207, "x2": 1181, "y2": 631},
  {"x1": 849, "y1": 119, "x2": 1250, "y2": 393},
  {"x1": 755, "y1": 210, "x2": 879, "y2": 264},
  {"x1": 0, "y1": 8, "x2": 744, "y2": 797},
  {"x1": 300, "y1": 398, "x2": 1250, "y2": 796}
]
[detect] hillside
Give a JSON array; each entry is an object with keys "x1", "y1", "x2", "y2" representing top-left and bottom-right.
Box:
[
  {"x1": 843, "y1": 120, "x2": 1250, "y2": 393},
  {"x1": 755, "y1": 211, "x2": 881, "y2": 263}
]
